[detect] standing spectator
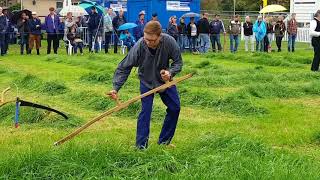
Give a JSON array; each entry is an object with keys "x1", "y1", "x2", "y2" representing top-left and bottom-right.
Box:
[
  {"x1": 187, "y1": 17, "x2": 198, "y2": 53},
  {"x1": 310, "y1": 11, "x2": 320, "y2": 71},
  {"x1": 167, "y1": 16, "x2": 179, "y2": 41},
  {"x1": 263, "y1": 17, "x2": 270, "y2": 52},
  {"x1": 266, "y1": 16, "x2": 275, "y2": 52},
  {"x1": 0, "y1": 7, "x2": 8, "y2": 56},
  {"x1": 253, "y1": 16, "x2": 266, "y2": 52},
  {"x1": 243, "y1": 16, "x2": 254, "y2": 52},
  {"x1": 151, "y1": 13, "x2": 158, "y2": 21},
  {"x1": 229, "y1": 15, "x2": 241, "y2": 53},
  {"x1": 104, "y1": 8, "x2": 113, "y2": 54},
  {"x1": 134, "y1": 10, "x2": 146, "y2": 41},
  {"x1": 112, "y1": 9, "x2": 127, "y2": 54},
  {"x1": 287, "y1": 13, "x2": 298, "y2": 52},
  {"x1": 3, "y1": 8, "x2": 11, "y2": 55},
  {"x1": 67, "y1": 25, "x2": 84, "y2": 55},
  {"x1": 274, "y1": 15, "x2": 286, "y2": 52},
  {"x1": 88, "y1": 7, "x2": 102, "y2": 53},
  {"x1": 45, "y1": 7, "x2": 60, "y2": 54},
  {"x1": 177, "y1": 17, "x2": 187, "y2": 52},
  {"x1": 27, "y1": 12, "x2": 41, "y2": 55},
  {"x1": 197, "y1": 13, "x2": 210, "y2": 53},
  {"x1": 17, "y1": 12, "x2": 30, "y2": 55},
  {"x1": 209, "y1": 14, "x2": 226, "y2": 52}
]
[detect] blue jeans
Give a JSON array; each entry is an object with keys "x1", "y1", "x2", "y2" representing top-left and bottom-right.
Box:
[
  {"x1": 230, "y1": 34, "x2": 239, "y2": 53},
  {"x1": 288, "y1": 34, "x2": 296, "y2": 52},
  {"x1": 256, "y1": 38, "x2": 264, "y2": 52},
  {"x1": 189, "y1": 36, "x2": 197, "y2": 52},
  {"x1": 210, "y1": 34, "x2": 222, "y2": 51},
  {"x1": 19, "y1": 33, "x2": 29, "y2": 54},
  {"x1": 136, "y1": 81, "x2": 180, "y2": 149},
  {"x1": 199, "y1": 33, "x2": 210, "y2": 53},
  {"x1": 178, "y1": 34, "x2": 187, "y2": 52}
]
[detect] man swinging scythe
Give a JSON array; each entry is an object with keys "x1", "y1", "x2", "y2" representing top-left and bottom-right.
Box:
[{"x1": 108, "y1": 21, "x2": 183, "y2": 149}]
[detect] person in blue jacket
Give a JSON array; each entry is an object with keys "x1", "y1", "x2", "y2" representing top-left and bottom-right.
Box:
[
  {"x1": 44, "y1": 7, "x2": 60, "y2": 54},
  {"x1": 0, "y1": 7, "x2": 8, "y2": 56},
  {"x1": 134, "y1": 10, "x2": 146, "y2": 41},
  {"x1": 120, "y1": 30, "x2": 135, "y2": 51},
  {"x1": 253, "y1": 16, "x2": 267, "y2": 52},
  {"x1": 28, "y1": 12, "x2": 41, "y2": 55}
]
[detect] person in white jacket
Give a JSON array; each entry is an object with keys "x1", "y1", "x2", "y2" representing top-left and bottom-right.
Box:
[{"x1": 310, "y1": 10, "x2": 320, "y2": 71}]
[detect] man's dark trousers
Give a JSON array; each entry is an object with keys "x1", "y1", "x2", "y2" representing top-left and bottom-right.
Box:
[
  {"x1": 311, "y1": 38, "x2": 320, "y2": 71},
  {"x1": 136, "y1": 81, "x2": 181, "y2": 149}
]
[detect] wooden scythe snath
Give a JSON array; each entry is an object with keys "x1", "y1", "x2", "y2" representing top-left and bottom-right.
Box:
[{"x1": 54, "y1": 74, "x2": 193, "y2": 146}]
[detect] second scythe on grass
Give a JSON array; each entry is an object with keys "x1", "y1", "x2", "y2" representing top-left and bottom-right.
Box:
[{"x1": 54, "y1": 73, "x2": 193, "y2": 146}]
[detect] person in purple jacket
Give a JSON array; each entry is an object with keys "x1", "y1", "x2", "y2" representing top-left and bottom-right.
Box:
[{"x1": 44, "y1": 7, "x2": 60, "y2": 54}]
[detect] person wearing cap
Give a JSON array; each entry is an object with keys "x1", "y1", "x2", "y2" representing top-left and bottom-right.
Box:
[
  {"x1": 45, "y1": 7, "x2": 61, "y2": 54},
  {"x1": 197, "y1": 13, "x2": 210, "y2": 53},
  {"x1": 253, "y1": 16, "x2": 266, "y2": 52},
  {"x1": 151, "y1": 13, "x2": 158, "y2": 21},
  {"x1": 88, "y1": 6, "x2": 102, "y2": 53},
  {"x1": 112, "y1": 9, "x2": 127, "y2": 54},
  {"x1": 134, "y1": 10, "x2": 146, "y2": 41},
  {"x1": 310, "y1": 10, "x2": 320, "y2": 71},
  {"x1": 0, "y1": 7, "x2": 8, "y2": 56},
  {"x1": 27, "y1": 11, "x2": 41, "y2": 55},
  {"x1": 107, "y1": 21, "x2": 183, "y2": 149},
  {"x1": 167, "y1": 16, "x2": 179, "y2": 41}
]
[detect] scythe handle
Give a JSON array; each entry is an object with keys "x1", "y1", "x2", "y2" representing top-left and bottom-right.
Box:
[{"x1": 54, "y1": 73, "x2": 193, "y2": 146}]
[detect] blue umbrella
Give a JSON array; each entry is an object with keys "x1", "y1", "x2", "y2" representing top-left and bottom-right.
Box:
[
  {"x1": 181, "y1": 12, "x2": 201, "y2": 18},
  {"x1": 118, "y1": 23, "x2": 138, "y2": 31},
  {"x1": 79, "y1": 0, "x2": 105, "y2": 15}
]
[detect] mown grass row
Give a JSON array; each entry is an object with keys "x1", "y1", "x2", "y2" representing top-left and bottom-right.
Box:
[{"x1": 1, "y1": 134, "x2": 320, "y2": 179}]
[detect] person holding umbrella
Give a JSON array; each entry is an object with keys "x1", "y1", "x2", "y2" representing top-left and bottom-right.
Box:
[
  {"x1": 27, "y1": 12, "x2": 41, "y2": 55},
  {"x1": 87, "y1": 6, "x2": 102, "y2": 53},
  {"x1": 17, "y1": 12, "x2": 30, "y2": 55},
  {"x1": 112, "y1": 9, "x2": 127, "y2": 54},
  {"x1": 45, "y1": 7, "x2": 61, "y2": 54},
  {"x1": 0, "y1": 7, "x2": 8, "y2": 56},
  {"x1": 107, "y1": 21, "x2": 183, "y2": 149},
  {"x1": 186, "y1": 17, "x2": 198, "y2": 53},
  {"x1": 310, "y1": 10, "x2": 320, "y2": 72}
]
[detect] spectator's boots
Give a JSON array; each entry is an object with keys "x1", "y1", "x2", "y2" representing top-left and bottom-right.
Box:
[
  {"x1": 37, "y1": 49, "x2": 40, "y2": 55},
  {"x1": 292, "y1": 47, "x2": 295, "y2": 52},
  {"x1": 28, "y1": 50, "x2": 32, "y2": 54}
]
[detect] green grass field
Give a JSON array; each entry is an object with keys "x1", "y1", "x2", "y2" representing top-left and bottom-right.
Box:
[{"x1": 1, "y1": 41, "x2": 320, "y2": 179}]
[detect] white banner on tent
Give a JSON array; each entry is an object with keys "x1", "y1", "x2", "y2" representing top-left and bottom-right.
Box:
[
  {"x1": 166, "y1": 1, "x2": 190, "y2": 11},
  {"x1": 110, "y1": 2, "x2": 127, "y2": 12}
]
